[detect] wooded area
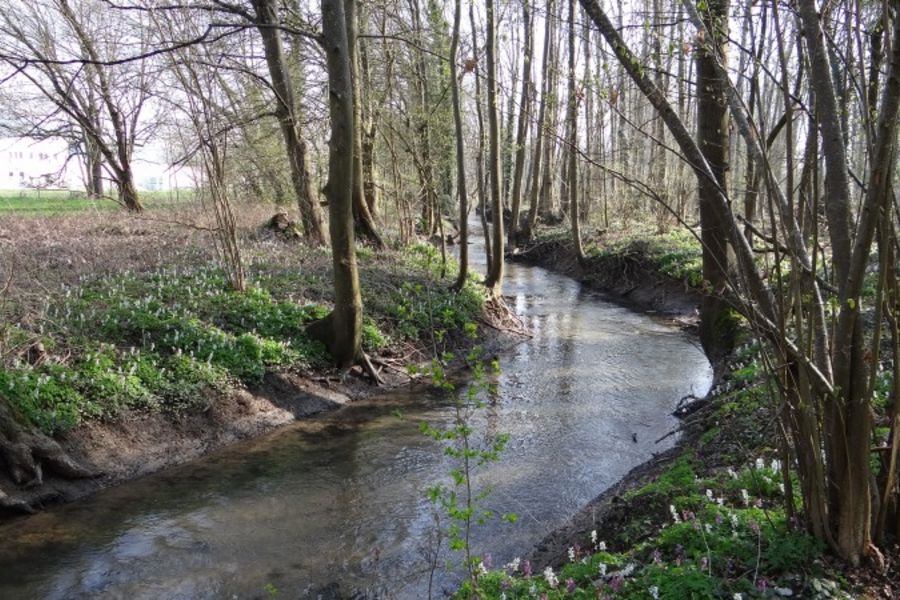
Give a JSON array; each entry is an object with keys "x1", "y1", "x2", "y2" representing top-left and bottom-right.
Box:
[{"x1": 1, "y1": 0, "x2": 899, "y2": 578}]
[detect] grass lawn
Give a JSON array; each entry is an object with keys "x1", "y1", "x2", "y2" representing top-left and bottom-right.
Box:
[{"x1": 0, "y1": 189, "x2": 195, "y2": 214}]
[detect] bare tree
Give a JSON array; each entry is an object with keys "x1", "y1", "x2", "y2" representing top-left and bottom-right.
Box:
[{"x1": 0, "y1": 0, "x2": 155, "y2": 211}]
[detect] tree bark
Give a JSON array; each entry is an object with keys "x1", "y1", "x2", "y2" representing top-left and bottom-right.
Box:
[
  {"x1": 695, "y1": 0, "x2": 736, "y2": 369},
  {"x1": 318, "y1": 0, "x2": 363, "y2": 369},
  {"x1": 524, "y1": 0, "x2": 555, "y2": 239},
  {"x1": 345, "y1": 0, "x2": 384, "y2": 248},
  {"x1": 507, "y1": 0, "x2": 533, "y2": 250},
  {"x1": 450, "y1": 0, "x2": 468, "y2": 291},
  {"x1": 252, "y1": 0, "x2": 327, "y2": 245},
  {"x1": 566, "y1": 0, "x2": 585, "y2": 265},
  {"x1": 482, "y1": 0, "x2": 504, "y2": 297}
]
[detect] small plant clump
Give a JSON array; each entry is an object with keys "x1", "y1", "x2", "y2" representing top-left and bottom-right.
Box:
[{"x1": 389, "y1": 243, "x2": 486, "y2": 347}]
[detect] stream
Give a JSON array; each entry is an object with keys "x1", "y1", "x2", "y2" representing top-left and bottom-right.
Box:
[{"x1": 0, "y1": 238, "x2": 712, "y2": 599}]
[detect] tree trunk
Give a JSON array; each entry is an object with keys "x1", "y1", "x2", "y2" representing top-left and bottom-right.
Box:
[
  {"x1": 524, "y1": 0, "x2": 554, "y2": 239},
  {"x1": 470, "y1": 1, "x2": 492, "y2": 275},
  {"x1": 507, "y1": 0, "x2": 533, "y2": 250},
  {"x1": 318, "y1": 0, "x2": 363, "y2": 369},
  {"x1": 345, "y1": 0, "x2": 384, "y2": 248},
  {"x1": 252, "y1": 0, "x2": 327, "y2": 246},
  {"x1": 117, "y1": 165, "x2": 142, "y2": 213},
  {"x1": 450, "y1": 0, "x2": 468, "y2": 291},
  {"x1": 695, "y1": 0, "x2": 736, "y2": 370},
  {"x1": 566, "y1": 0, "x2": 585, "y2": 264},
  {"x1": 482, "y1": 0, "x2": 504, "y2": 297},
  {"x1": 84, "y1": 134, "x2": 104, "y2": 199}
]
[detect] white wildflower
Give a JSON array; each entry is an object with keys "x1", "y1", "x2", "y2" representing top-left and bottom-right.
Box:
[
  {"x1": 706, "y1": 489, "x2": 714, "y2": 501},
  {"x1": 568, "y1": 546, "x2": 576, "y2": 562},
  {"x1": 755, "y1": 458, "x2": 765, "y2": 470},
  {"x1": 670, "y1": 504, "x2": 681, "y2": 523},
  {"x1": 650, "y1": 586, "x2": 659, "y2": 599},
  {"x1": 598, "y1": 540, "x2": 607, "y2": 552},
  {"x1": 727, "y1": 467, "x2": 738, "y2": 479},
  {"x1": 771, "y1": 458, "x2": 782, "y2": 472},
  {"x1": 505, "y1": 557, "x2": 520, "y2": 573},
  {"x1": 620, "y1": 562, "x2": 636, "y2": 577},
  {"x1": 591, "y1": 529, "x2": 598, "y2": 546},
  {"x1": 773, "y1": 586, "x2": 794, "y2": 597},
  {"x1": 543, "y1": 566, "x2": 559, "y2": 589},
  {"x1": 740, "y1": 489, "x2": 750, "y2": 506},
  {"x1": 734, "y1": 594, "x2": 744, "y2": 600},
  {"x1": 477, "y1": 561, "x2": 488, "y2": 575},
  {"x1": 730, "y1": 513, "x2": 739, "y2": 529},
  {"x1": 598, "y1": 563, "x2": 607, "y2": 577}
]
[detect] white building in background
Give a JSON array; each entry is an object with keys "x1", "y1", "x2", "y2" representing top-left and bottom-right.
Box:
[
  {"x1": 0, "y1": 137, "x2": 79, "y2": 190},
  {"x1": 0, "y1": 136, "x2": 195, "y2": 192}
]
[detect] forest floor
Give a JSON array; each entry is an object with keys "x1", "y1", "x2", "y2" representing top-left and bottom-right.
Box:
[
  {"x1": 468, "y1": 227, "x2": 897, "y2": 600},
  {"x1": 0, "y1": 203, "x2": 513, "y2": 516}
]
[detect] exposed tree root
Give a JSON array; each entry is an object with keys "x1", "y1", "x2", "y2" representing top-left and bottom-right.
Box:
[
  {"x1": 358, "y1": 351, "x2": 385, "y2": 385},
  {"x1": 481, "y1": 296, "x2": 531, "y2": 338},
  {"x1": 0, "y1": 401, "x2": 98, "y2": 514}
]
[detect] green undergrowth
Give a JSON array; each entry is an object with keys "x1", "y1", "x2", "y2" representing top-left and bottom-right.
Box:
[
  {"x1": 584, "y1": 228, "x2": 703, "y2": 287},
  {"x1": 0, "y1": 242, "x2": 486, "y2": 435},
  {"x1": 461, "y1": 341, "x2": 852, "y2": 599},
  {"x1": 0, "y1": 189, "x2": 194, "y2": 214}
]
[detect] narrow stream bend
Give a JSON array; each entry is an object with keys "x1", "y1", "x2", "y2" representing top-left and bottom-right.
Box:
[{"x1": 0, "y1": 246, "x2": 712, "y2": 599}]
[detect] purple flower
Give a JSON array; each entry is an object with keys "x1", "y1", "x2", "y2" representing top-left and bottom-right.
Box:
[
  {"x1": 651, "y1": 549, "x2": 662, "y2": 565},
  {"x1": 610, "y1": 575, "x2": 623, "y2": 593},
  {"x1": 482, "y1": 554, "x2": 493, "y2": 569},
  {"x1": 566, "y1": 578, "x2": 576, "y2": 593},
  {"x1": 522, "y1": 559, "x2": 532, "y2": 577}
]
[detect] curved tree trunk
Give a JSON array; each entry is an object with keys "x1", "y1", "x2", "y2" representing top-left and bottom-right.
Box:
[{"x1": 252, "y1": 0, "x2": 327, "y2": 246}]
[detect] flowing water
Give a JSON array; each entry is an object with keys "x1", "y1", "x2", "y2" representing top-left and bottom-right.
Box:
[{"x1": 0, "y1": 237, "x2": 711, "y2": 599}]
